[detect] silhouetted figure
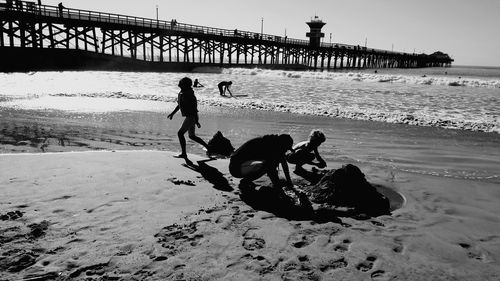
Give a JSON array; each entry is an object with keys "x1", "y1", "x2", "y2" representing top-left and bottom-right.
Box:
[
  {"x1": 287, "y1": 129, "x2": 326, "y2": 173},
  {"x1": 26, "y1": 1, "x2": 35, "y2": 12},
  {"x1": 6, "y1": 0, "x2": 13, "y2": 10},
  {"x1": 37, "y1": 0, "x2": 42, "y2": 14},
  {"x1": 168, "y1": 77, "x2": 209, "y2": 159},
  {"x1": 229, "y1": 134, "x2": 294, "y2": 189},
  {"x1": 193, "y1": 79, "x2": 204, "y2": 88},
  {"x1": 15, "y1": 0, "x2": 23, "y2": 11},
  {"x1": 58, "y1": 2, "x2": 64, "y2": 17},
  {"x1": 218, "y1": 81, "x2": 233, "y2": 97}
]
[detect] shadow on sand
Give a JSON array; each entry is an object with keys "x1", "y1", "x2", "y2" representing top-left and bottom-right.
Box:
[
  {"x1": 180, "y1": 160, "x2": 398, "y2": 224},
  {"x1": 292, "y1": 167, "x2": 324, "y2": 185},
  {"x1": 238, "y1": 180, "x2": 347, "y2": 225},
  {"x1": 182, "y1": 158, "x2": 233, "y2": 192}
]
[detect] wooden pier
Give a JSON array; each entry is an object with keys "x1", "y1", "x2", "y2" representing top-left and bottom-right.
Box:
[{"x1": 0, "y1": 0, "x2": 453, "y2": 72}]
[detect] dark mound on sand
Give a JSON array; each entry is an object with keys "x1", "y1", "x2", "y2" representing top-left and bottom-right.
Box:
[
  {"x1": 207, "y1": 131, "x2": 234, "y2": 157},
  {"x1": 303, "y1": 164, "x2": 391, "y2": 217},
  {"x1": 239, "y1": 164, "x2": 395, "y2": 221}
]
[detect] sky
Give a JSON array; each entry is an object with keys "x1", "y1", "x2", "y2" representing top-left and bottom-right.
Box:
[{"x1": 40, "y1": 0, "x2": 500, "y2": 67}]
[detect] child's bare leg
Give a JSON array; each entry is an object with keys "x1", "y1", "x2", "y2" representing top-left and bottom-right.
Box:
[
  {"x1": 175, "y1": 117, "x2": 194, "y2": 158},
  {"x1": 176, "y1": 130, "x2": 187, "y2": 157},
  {"x1": 294, "y1": 153, "x2": 316, "y2": 171},
  {"x1": 187, "y1": 124, "x2": 209, "y2": 152}
]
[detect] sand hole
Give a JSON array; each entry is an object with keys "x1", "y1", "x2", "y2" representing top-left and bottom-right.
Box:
[{"x1": 373, "y1": 184, "x2": 406, "y2": 211}]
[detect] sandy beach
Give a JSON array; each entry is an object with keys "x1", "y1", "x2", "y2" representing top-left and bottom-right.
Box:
[
  {"x1": 1, "y1": 68, "x2": 500, "y2": 280},
  {"x1": 1, "y1": 0, "x2": 500, "y2": 277},
  {"x1": 1, "y1": 140, "x2": 500, "y2": 280}
]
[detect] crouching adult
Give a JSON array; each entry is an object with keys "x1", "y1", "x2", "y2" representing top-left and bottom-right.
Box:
[{"x1": 229, "y1": 134, "x2": 294, "y2": 188}]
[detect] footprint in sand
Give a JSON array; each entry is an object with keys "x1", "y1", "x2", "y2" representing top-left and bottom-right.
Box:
[
  {"x1": 356, "y1": 255, "x2": 377, "y2": 272},
  {"x1": 242, "y1": 229, "x2": 266, "y2": 251},
  {"x1": 392, "y1": 237, "x2": 405, "y2": 254},
  {"x1": 319, "y1": 257, "x2": 348, "y2": 272},
  {"x1": 155, "y1": 221, "x2": 205, "y2": 254},
  {"x1": 227, "y1": 253, "x2": 275, "y2": 275},
  {"x1": 242, "y1": 237, "x2": 266, "y2": 251},
  {"x1": 28, "y1": 221, "x2": 49, "y2": 239},
  {"x1": 1, "y1": 250, "x2": 39, "y2": 272},
  {"x1": 334, "y1": 238, "x2": 352, "y2": 252},
  {"x1": 218, "y1": 207, "x2": 253, "y2": 230},
  {"x1": 289, "y1": 230, "x2": 318, "y2": 249},
  {"x1": 68, "y1": 262, "x2": 109, "y2": 278},
  {"x1": 281, "y1": 255, "x2": 321, "y2": 281},
  {"x1": 292, "y1": 238, "x2": 311, "y2": 248},
  {"x1": 458, "y1": 242, "x2": 489, "y2": 262},
  {"x1": 215, "y1": 214, "x2": 231, "y2": 224},
  {"x1": 0, "y1": 210, "x2": 24, "y2": 221},
  {"x1": 371, "y1": 269, "x2": 391, "y2": 281}
]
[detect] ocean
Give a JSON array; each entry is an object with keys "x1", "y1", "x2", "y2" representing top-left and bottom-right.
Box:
[{"x1": 1, "y1": 65, "x2": 499, "y2": 184}]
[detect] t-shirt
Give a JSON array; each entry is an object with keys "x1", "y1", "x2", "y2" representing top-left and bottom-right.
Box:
[
  {"x1": 178, "y1": 88, "x2": 198, "y2": 117},
  {"x1": 218, "y1": 81, "x2": 230, "y2": 88},
  {"x1": 229, "y1": 135, "x2": 288, "y2": 176}
]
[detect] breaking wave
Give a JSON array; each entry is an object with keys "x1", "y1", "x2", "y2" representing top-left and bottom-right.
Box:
[
  {"x1": 223, "y1": 68, "x2": 500, "y2": 89},
  {"x1": 38, "y1": 91, "x2": 499, "y2": 134}
]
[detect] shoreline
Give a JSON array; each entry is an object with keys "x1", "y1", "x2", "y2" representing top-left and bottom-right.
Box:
[
  {"x1": 1, "y1": 104, "x2": 499, "y2": 184},
  {"x1": 1, "y1": 150, "x2": 499, "y2": 280}
]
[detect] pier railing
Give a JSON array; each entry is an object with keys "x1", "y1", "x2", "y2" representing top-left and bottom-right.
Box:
[
  {"x1": 0, "y1": 0, "x2": 453, "y2": 70},
  {"x1": 0, "y1": 0, "x2": 407, "y2": 54}
]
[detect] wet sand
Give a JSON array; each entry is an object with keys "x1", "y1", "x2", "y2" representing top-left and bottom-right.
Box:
[{"x1": 1, "y1": 105, "x2": 500, "y2": 280}]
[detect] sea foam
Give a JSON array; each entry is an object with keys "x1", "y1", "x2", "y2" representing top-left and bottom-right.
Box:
[{"x1": 224, "y1": 68, "x2": 500, "y2": 88}]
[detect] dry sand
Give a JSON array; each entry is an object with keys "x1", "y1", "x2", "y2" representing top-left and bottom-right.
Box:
[{"x1": 1, "y1": 150, "x2": 499, "y2": 280}]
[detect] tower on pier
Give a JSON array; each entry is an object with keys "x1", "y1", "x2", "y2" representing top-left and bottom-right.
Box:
[{"x1": 306, "y1": 16, "x2": 326, "y2": 48}]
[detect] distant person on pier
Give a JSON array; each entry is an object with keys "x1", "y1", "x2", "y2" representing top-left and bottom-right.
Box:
[
  {"x1": 168, "y1": 77, "x2": 210, "y2": 159},
  {"x1": 15, "y1": 0, "x2": 23, "y2": 11},
  {"x1": 193, "y1": 79, "x2": 204, "y2": 88},
  {"x1": 218, "y1": 81, "x2": 233, "y2": 97},
  {"x1": 58, "y1": 2, "x2": 64, "y2": 17},
  {"x1": 286, "y1": 129, "x2": 327, "y2": 173},
  {"x1": 229, "y1": 134, "x2": 295, "y2": 189},
  {"x1": 37, "y1": 0, "x2": 42, "y2": 14}
]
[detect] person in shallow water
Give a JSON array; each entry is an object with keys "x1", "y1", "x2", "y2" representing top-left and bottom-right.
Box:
[
  {"x1": 286, "y1": 129, "x2": 327, "y2": 173},
  {"x1": 229, "y1": 134, "x2": 294, "y2": 188},
  {"x1": 193, "y1": 79, "x2": 204, "y2": 88},
  {"x1": 217, "y1": 81, "x2": 233, "y2": 97},
  {"x1": 168, "y1": 77, "x2": 209, "y2": 158}
]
